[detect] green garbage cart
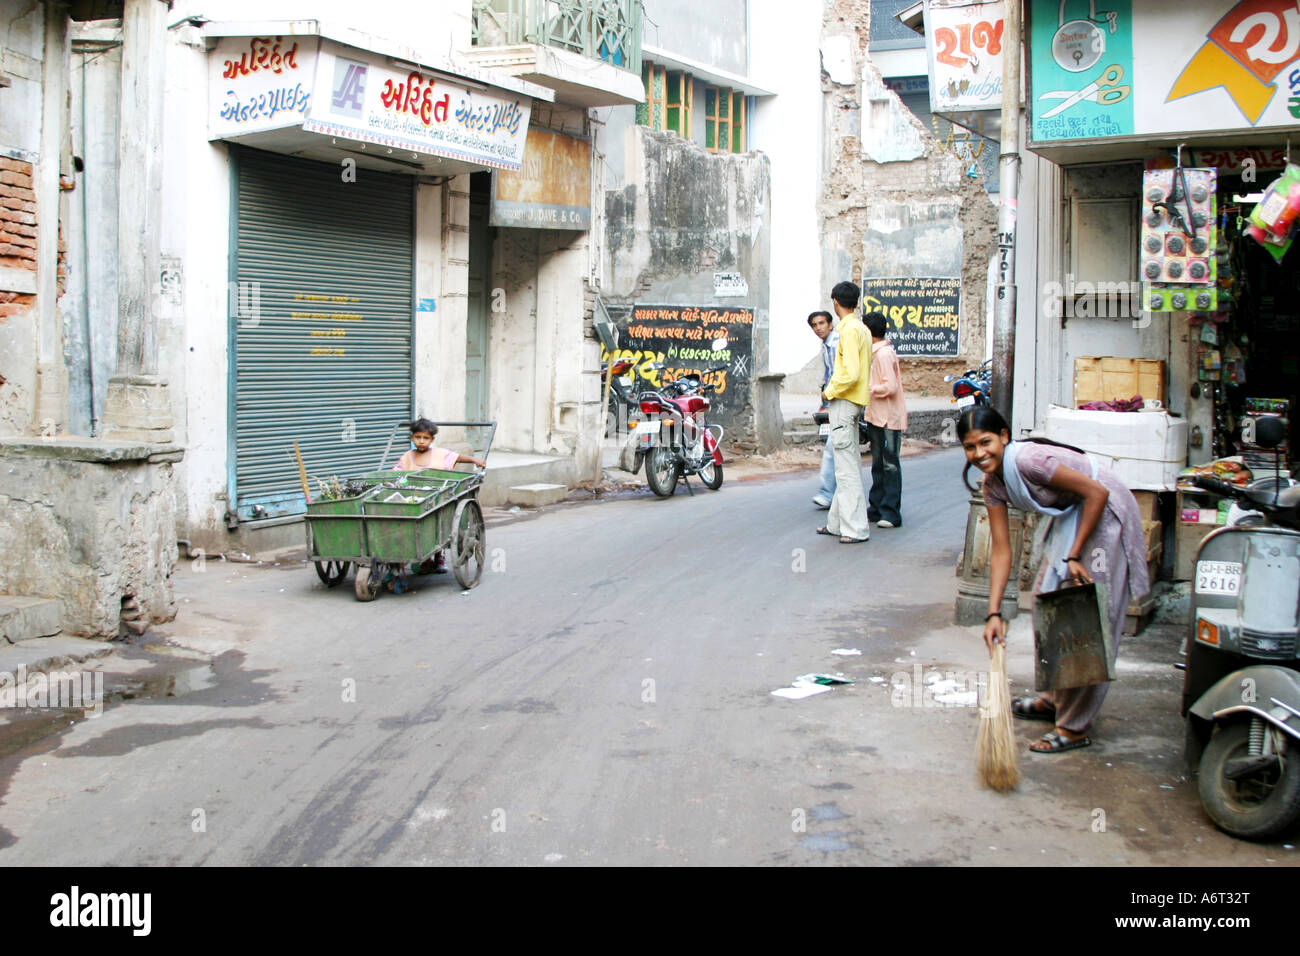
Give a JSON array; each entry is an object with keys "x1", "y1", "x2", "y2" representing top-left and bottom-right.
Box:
[{"x1": 303, "y1": 421, "x2": 496, "y2": 601}]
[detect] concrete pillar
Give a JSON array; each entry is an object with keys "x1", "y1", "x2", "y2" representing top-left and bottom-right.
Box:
[
  {"x1": 33, "y1": 3, "x2": 69, "y2": 434},
  {"x1": 101, "y1": 0, "x2": 172, "y2": 443},
  {"x1": 755, "y1": 373, "x2": 785, "y2": 455}
]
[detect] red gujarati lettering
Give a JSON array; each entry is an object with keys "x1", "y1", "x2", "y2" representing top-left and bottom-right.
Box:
[
  {"x1": 223, "y1": 37, "x2": 300, "y2": 80},
  {"x1": 1209, "y1": 0, "x2": 1300, "y2": 85},
  {"x1": 381, "y1": 73, "x2": 450, "y2": 126}
]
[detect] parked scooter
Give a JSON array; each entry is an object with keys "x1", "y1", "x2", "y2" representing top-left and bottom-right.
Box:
[
  {"x1": 944, "y1": 358, "x2": 993, "y2": 410},
  {"x1": 635, "y1": 365, "x2": 726, "y2": 497},
  {"x1": 1182, "y1": 415, "x2": 1300, "y2": 840}
]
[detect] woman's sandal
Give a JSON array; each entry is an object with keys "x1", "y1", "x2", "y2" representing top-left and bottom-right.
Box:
[
  {"x1": 1011, "y1": 696, "x2": 1056, "y2": 722},
  {"x1": 1030, "y1": 730, "x2": 1091, "y2": 754},
  {"x1": 816, "y1": 526, "x2": 835, "y2": 536}
]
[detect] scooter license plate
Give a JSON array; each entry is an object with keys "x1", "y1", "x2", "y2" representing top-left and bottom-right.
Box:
[
  {"x1": 818, "y1": 423, "x2": 830, "y2": 437},
  {"x1": 636, "y1": 419, "x2": 660, "y2": 436},
  {"x1": 1195, "y1": 560, "x2": 1242, "y2": 596},
  {"x1": 956, "y1": 395, "x2": 976, "y2": 409},
  {"x1": 618, "y1": 376, "x2": 632, "y2": 388}
]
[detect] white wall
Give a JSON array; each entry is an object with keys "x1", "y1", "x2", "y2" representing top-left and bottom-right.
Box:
[
  {"x1": 169, "y1": 0, "x2": 473, "y2": 58},
  {"x1": 748, "y1": 0, "x2": 822, "y2": 376}
]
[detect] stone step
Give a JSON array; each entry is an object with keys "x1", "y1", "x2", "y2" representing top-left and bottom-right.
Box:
[
  {"x1": 507, "y1": 483, "x2": 568, "y2": 508},
  {"x1": 0, "y1": 596, "x2": 62, "y2": 644},
  {"x1": 0, "y1": 635, "x2": 115, "y2": 676}
]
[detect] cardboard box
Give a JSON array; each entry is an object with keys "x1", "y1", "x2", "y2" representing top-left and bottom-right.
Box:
[
  {"x1": 1043, "y1": 405, "x2": 1190, "y2": 491},
  {"x1": 1074, "y1": 357, "x2": 1166, "y2": 407},
  {"x1": 1132, "y1": 490, "x2": 1160, "y2": 522},
  {"x1": 1142, "y1": 518, "x2": 1161, "y2": 552}
]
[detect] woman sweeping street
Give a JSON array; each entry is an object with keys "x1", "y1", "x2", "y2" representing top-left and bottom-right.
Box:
[{"x1": 958, "y1": 406, "x2": 1150, "y2": 754}]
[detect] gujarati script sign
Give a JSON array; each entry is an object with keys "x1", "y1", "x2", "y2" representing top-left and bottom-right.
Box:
[{"x1": 861, "y1": 277, "x2": 962, "y2": 357}]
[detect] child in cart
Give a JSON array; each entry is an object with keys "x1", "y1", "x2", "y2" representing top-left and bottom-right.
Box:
[
  {"x1": 392, "y1": 418, "x2": 486, "y2": 578},
  {"x1": 395, "y1": 418, "x2": 486, "y2": 473}
]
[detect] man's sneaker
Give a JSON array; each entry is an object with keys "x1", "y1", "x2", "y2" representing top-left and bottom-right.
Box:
[
  {"x1": 877, "y1": 519, "x2": 897, "y2": 529},
  {"x1": 812, "y1": 496, "x2": 831, "y2": 509}
]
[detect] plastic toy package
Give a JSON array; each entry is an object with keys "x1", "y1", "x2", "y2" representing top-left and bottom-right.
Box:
[
  {"x1": 1245, "y1": 163, "x2": 1300, "y2": 263},
  {"x1": 1140, "y1": 167, "x2": 1218, "y2": 312}
]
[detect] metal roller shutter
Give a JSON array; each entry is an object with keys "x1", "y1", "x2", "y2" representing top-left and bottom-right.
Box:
[{"x1": 231, "y1": 147, "x2": 414, "y2": 521}]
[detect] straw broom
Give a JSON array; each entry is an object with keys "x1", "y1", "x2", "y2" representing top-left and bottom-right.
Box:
[{"x1": 977, "y1": 642, "x2": 1020, "y2": 791}]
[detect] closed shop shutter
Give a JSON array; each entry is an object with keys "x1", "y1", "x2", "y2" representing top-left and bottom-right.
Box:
[{"x1": 231, "y1": 147, "x2": 414, "y2": 521}]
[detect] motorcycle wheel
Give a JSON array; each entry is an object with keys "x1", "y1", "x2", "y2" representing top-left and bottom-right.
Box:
[
  {"x1": 699, "y1": 459, "x2": 723, "y2": 490},
  {"x1": 645, "y1": 446, "x2": 679, "y2": 498},
  {"x1": 1197, "y1": 719, "x2": 1300, "y2": 840}
]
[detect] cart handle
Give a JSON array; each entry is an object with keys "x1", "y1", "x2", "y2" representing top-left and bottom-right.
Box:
[{"x1": 423, "y1": 421, "x2": 498, "y2": 475}]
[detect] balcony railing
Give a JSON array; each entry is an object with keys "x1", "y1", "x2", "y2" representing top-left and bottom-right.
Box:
[{"x1": 472, "y1": 0, "x2": 642, "y2": 74}]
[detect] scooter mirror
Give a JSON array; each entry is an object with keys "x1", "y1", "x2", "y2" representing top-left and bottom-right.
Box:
[{"x1": 711, "y1": 337, "x2": 729, "y2": 351}]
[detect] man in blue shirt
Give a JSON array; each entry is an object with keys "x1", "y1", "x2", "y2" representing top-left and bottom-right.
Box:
[{"x1": 808, "y1": 310, "x2": 838, "y2": 509}]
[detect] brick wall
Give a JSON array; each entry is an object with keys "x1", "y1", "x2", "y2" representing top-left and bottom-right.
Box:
[{"x1": 0, "y1": 157, "x2": 38, "y2": 317}]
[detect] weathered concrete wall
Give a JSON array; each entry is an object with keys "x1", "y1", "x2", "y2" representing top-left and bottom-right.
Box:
[
  {"x1": 603, "y1": 126, "x2": 771, "y2": 449},
  {"x1": 0, "y1": 0, "x2": 48, "y2": 438},
  {"x1": 0, "y1": 441, "x2": 179, "y2": 638},
  {"x1": 820, "y1": 0, "x2": 998, "y2": 399},
  {"x1": 642, "y1": 0, "x2": 748, "y2": 75}
]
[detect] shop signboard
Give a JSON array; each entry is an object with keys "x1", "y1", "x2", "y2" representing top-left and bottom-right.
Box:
[
  {"x1": 604, "y1": 305, "x2": 755, "y2": 428},
  {"x1": 860, "y1": 277, "x2": 962, "y2": 357},
  {"x1": 1028, "y1": 0, "x2": 1300, "y2": 146},
  {"x1": 301, "y1": 41, "x2": 531, "y2": 171},
  {"x1": 923, "y1": 0, "x2": 1007, "y2": 114},
  {"x1": 209, "y1": 36, "x2": 320, "y2": 139},
  {"x1": 490, "y1": 127, "x2": 590, "y2": 229}
]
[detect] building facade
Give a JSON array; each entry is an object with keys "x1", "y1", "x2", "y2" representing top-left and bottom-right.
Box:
[{"x1": 0, "y1": 0, "x2": 645, "y2": 634}]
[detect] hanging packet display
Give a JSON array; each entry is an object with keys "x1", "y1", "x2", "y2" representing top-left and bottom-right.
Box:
[
  {"x1": 1246, "y1": 163, "x2": 1300, "y2": 263},
  {"x1": 1140, "y1": 167, "x2": 1218, "y2": 312}
]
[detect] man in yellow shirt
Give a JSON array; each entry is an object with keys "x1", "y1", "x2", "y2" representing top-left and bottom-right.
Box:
[{"x1": 817, "y1": 281, "x2": 873, "y2": 543}]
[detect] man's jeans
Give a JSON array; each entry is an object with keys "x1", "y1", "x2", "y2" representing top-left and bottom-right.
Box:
[
  {"x1": 865, "y1": 422, "x2": 902, "y2": 525},
  {"x1": 816, "y1": 435, "x2": 836, "y2": 502}
]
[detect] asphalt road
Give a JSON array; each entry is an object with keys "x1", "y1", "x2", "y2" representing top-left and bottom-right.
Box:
[{"x1": 0, "y1": 448, "x2": 1294, "y2": 865}]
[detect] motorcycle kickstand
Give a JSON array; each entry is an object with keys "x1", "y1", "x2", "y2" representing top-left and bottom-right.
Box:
[{"x1": 682, "y1": 473, "x2": 695, "y2": 496}]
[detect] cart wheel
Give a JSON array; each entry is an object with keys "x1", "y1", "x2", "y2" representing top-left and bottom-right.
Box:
[
  {"x1": 451, "y1": 498, "x2": 485, "y2": 589},
  {"x1": 314, "y1": 560, "x2": 352, "y2": 588},
  {"x1": 354, "y1": 565, "x2": 382, "y2": 602}
]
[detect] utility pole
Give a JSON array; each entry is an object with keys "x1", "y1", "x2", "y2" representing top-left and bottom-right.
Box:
[{"x1": 992, "y1": 0, "x2": 1021, "y2": 425}]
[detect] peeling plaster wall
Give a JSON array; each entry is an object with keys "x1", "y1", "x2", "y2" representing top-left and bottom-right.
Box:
[
  {"x1": 0, "y1": 450, "x2": 179, "y2": 638},
  {"x1": 0, "y1": 0, "x2": 47, "y2": 438},
  {"x1": 602, "y1": 126, "x2": 771, "y2": 447},
  {"x1": 820, "y1": 0, "x2": 998, "y2": 398}
]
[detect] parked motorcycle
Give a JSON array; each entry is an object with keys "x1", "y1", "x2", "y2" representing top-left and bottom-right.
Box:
[
  {"x1": 811, "y1": 404, "x2": 871, "y2": 449},
  {"x1": 945, "y1": 358, "x2": 993, "y2": 411},
  {"x1": 635, "y1": 366, "x2": 726, "y2": 497},
  {"x1": 1182, "y1": 415, "x2": 1300, "y2": 840}
]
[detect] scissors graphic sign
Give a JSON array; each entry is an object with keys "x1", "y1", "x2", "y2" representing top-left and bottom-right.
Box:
[{"x1": 1039, "y1": 63, "x2": 1131, "y2": 118}]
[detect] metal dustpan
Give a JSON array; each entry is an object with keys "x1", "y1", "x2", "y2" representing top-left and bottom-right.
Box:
[{"x1": 1032, "y1": 581, "x2": 1115, "y2": 690}]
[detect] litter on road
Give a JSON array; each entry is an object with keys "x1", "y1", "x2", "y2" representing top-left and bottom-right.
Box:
[
  {"x1": 831, "y1": 648, "x2": 862, "y2": 656},
  {"x1": 771, "y1": 673, "x2": 855, "y2": 700}
]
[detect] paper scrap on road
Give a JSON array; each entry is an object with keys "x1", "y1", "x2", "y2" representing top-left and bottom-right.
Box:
[
  {"x1": 868, "y1": 676, "x2": 885, "y2": 684},
  {"x1": 794, "y1": 673, "x2": 854, "y2": 685},
  {"x1": 934, "y1": 689, "x2": 978, "y2": 706},
  {"x1": 771, "y1": 683, "x2": 833, "y2": 700},
  {"x1": 831, "y1": 648, "x2": 862, "y2": 656},
  {"x1": 771, "y1": 673, "x2": 854, "y2": 700}
]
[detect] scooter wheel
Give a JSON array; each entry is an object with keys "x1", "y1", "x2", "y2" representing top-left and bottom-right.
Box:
[{"x1": 1198, "y1": 719, "x2": 1300, "y2": 840}]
